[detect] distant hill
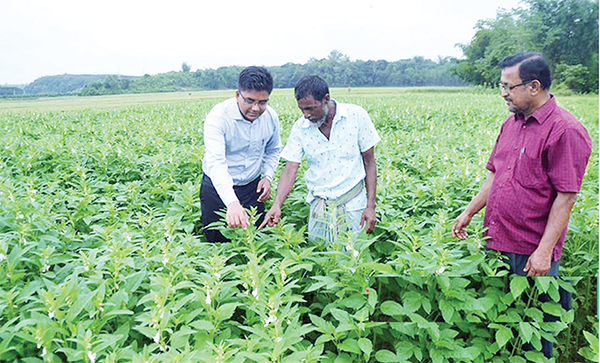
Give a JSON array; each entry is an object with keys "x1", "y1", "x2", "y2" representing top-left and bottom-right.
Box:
[{"x1": 23, "y1": 74, "x2": 138, "y2": 95}]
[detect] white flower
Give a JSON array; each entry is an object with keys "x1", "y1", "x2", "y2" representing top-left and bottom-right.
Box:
[
  {"x1": 436, "y1": 266, "x2": 446, "y2": 275},
  {"x1": 48, "y1": 310, "x2": 55, "y2": 319},
  {"x1": 153, "y1": 332, "x2": 160, "y2": 344},
  {"x1": 252, "y1": 288, "x2": 259, "y2": 299},
  {"x1": 87, "y1": 351, "x2": 96, "y2": 363},
  {"x1": 42, "y1": 347, "x2": 47, "y2": 356},
  {"x1": 264, "y1": 314, "x2": 278, "y2": 327},
  {"x1": 0, "y1": 253, "x2": 6, "y2": 262},
  {"x1": 205, "y1": 288, "x2": 212, "y2": 305},
  {"x1": 346, "y1": 245, "x2": 359, "y2": 258}
]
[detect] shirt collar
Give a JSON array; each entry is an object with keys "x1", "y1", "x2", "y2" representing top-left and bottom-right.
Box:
[
  {"x1": 515, "y1": 95, "x2": 556, "y2": 124},
  {"x1": 225, "y1": 97, "x2": 250, "y2": 122}
]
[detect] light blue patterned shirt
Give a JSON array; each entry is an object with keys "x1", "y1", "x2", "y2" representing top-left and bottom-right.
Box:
[
  {"x1": 281, "y1": 101, "x2": 380, "y2": 211},
  {"x1": 202, "y1": 97, "x2": 282, "y2": 206}
]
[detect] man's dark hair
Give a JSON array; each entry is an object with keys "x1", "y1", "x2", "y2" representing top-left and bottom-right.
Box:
[
  {"x1": 238, "y1": 66, "x2": 273, "y2": 94},
  {"x1": 499, "y1": 52, "x2": 552, "y2": 90},
  {"x1": 294, "y1": 75, "x2": 329, "y2": 101}
]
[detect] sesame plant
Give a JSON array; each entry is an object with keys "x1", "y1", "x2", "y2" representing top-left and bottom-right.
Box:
[{"x1": 0, "y1": 89, "x2": 597, "y2": 362}]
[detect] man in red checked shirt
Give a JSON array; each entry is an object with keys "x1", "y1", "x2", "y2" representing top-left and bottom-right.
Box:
[
  {"x1": 452, "y1": 51, "x2": 592, "y2": 276},
  {"x1": 451, "y1": 52, "x2": 592, "y2": 357}
]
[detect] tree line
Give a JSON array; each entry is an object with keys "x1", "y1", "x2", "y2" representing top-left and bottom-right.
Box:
[
  {"x1": 78, "y1": 54, "x2": 463, "y2": 96},
  {"x1": 455, "y1": 0, "x2": 598, "y2": 93}
]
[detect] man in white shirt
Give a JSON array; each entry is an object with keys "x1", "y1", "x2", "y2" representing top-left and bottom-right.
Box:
[
  {"x1": 201, "y1": 66, "x2": 282, "y2": 242},
  {"x1": 259, "y1": 75, "x2": 380, "y2": 242}
]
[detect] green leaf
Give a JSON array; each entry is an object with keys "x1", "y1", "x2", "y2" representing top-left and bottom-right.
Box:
[
  {"x1": 438, "y1": 299, "x2": 454, "y2": 322},
  {"x1": 524, "y1": 350, "x2": 546, "y2": 363},
  {"x1": 337, "y1": 338, "x2": 361, "y2": 354},
  {"x1": 66, "y1": 289, "x2": 97, "y2": 321},
  {"x1": 540, "y1": 302, "x2": 564, "y2": 317},
  {"x1": 215, "y1": 303, "x2": 239, "y2": 321},
  {"x1": 170, "y1": 327, "x2": 196, "y2": 349},
  {"x1": 358, "y1": 338, "x2": 372, "y2": 358},
  {"x1": 518, "y1": 322, "x2": 533, "y2": 342},
  {"x1": 510, "y1": 276, "x2": 529, "y2": 300},
  {"x1": 430, "y1": 349, "x2": 444, "y2": 363},
  {"x1": 375, "y1": 349, "x2": 398, "y2": 362},
  {"x1": 330, "y1": 308, "x2": 351, "y2": 324},
  {"x1": 380, "y1": 300, "x2": 404, "y2": 316},
  {"x1": 189, "y1": 320, "x2": 214, "y2": 331},
  {"x1": 495, "y1": 326, "x2": 513, "y2": 349},
  {"x1": 402, "y1": 291, "x2": 422, "y2": 313},
  {"x1": 534, "y1": 276, "x2": 550, "y2": 292}
]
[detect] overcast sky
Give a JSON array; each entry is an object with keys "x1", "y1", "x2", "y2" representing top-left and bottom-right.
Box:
[{"x1": 1, "y1": 0, "x2": 524, "y2": 85}]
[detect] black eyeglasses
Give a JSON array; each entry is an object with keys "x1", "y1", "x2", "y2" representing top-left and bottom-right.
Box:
[
  {"x1": 499, "y1": 81, "x2": 530, "y2": 92},
  {"x1": 238, "y1": 91, "x2": 269, "y2": 106}
]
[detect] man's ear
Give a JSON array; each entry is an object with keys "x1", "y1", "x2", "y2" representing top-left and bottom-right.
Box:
[{"x1": 529, "y1": 79, "x2": 542, "y2": 95}]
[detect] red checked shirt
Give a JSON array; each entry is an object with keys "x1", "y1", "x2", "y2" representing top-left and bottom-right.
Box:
[{"x1": 484, "y1": 96, "x2": 592, "y2": 261}]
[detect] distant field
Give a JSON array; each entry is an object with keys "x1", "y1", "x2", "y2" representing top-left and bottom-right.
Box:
[
  {"x1": 0, "y1": 88, "x2": 597, "y2": 362},
  {"x1": 0, "y1": 87, "x2": 485, "y2": 112}
]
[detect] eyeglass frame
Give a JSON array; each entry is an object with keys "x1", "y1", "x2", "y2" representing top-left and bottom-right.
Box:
[
  {"x1": 238, "y1": 90, "x2": 269, "y2": 106},
  {"x1": 499, "y1": 81, "x2": 531, "y2": 92}
]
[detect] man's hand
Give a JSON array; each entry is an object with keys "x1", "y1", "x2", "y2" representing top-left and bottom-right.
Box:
[
  {"x1": 451, "y1": 212, "x2": 472, "y2": 240},
  {"x1": 257, "y1": 178, "x2": 271, "y2": 202},
  {"x1": 524, "y1": 248, "x2": 552, "y2": 276},
  {"x1": 258, "y1": 205, "x2": 281, "y2": 230},
  {"x1": 360, "y1": 206, "x2": 376, "y2": 233},
  {"x1": 226, "y1": 201, "x2": 249, "y2": 229}
]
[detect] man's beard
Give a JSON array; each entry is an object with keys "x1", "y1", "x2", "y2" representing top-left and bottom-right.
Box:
[{"x1": 310, "y1": 104, "x2": 329, "y2": 128}]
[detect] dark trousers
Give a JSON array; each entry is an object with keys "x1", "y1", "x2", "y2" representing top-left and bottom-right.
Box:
[
  {"x1": 502, "y1": 252, "x2": 571, "y2": 358},
  {"x1": 200, "y1": 174, "x2": 265, "y2": 242}
]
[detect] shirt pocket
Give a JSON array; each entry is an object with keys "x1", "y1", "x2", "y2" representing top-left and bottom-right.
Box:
[
  {"x1": 249, "y1": 138, "x2": 265, "y2": 158},
  {"x1": 514, "y1": 152, "x2": 546, "y2": 189}
]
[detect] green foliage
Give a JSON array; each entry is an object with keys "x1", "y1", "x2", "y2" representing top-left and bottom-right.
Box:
[
  {"x1": 0, "y1": 90, "x2": 596, "y2": 362},
  {"x1": 23, "y1": 74, "x2": 124, "y2": 95},
  {"x1": 26, "y1": 52, "x2": 464, "y2": 97},
  {"x1": 0, "y1": 86, "x2": 24, "y2": 96},
  {"x1": 455, "y1": 0, "x2": 599, "y2": 93}
]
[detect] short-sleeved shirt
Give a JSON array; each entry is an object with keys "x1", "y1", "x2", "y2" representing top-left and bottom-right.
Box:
[
  {"x1": 484, "y1": 96, "x2": 592, "y2": 260},
  {"x1": 281, "y1": 101, "x2": 380, "y2": 211},
  {"x1": 202, "y1": 97, "x2": 282, "y2": 206}
]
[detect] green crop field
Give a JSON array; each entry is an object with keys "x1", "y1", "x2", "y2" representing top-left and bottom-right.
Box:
[{"x1": 0, "y1": 88, "x2": 597, "y2": 362}]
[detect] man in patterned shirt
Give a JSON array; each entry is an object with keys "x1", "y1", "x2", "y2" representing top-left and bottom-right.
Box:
[{"x1": 259, "y1": 75, "x2": 380, "y2": 242}]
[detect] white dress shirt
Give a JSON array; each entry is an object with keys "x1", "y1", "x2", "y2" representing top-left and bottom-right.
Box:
[{"x1": 202, "y1": 97, "x2": 282, "y2": 206}]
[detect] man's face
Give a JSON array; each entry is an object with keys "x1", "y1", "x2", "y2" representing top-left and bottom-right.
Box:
[
  {"x1": 236, "y1": 89, "x2": 269, "y2": 121},
  {"x1": 297, "y1": 94, "x2": 330, "y2": 127},
  {"x1": 500, "y1": 65, "x2": 532, "y2": 115}
]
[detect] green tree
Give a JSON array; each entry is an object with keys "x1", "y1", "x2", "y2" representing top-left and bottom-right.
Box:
[
  {"x1": 182, "y1": 62, "x2": 191, "y2": 72},
  {"x1": 454, "y1": 0, "x2": 599, "y2": 92}
]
